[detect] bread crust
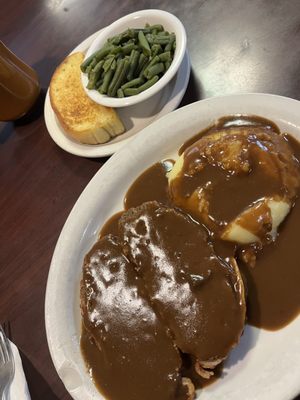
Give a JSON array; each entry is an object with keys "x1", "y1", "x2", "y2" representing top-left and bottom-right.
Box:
[{"x1": 49, "y1": 52, "x2": 124, "y2": 144}]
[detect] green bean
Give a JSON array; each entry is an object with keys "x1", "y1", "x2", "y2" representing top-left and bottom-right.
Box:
[
  {"x1": 151, "y1": 44, "x2": 162, "y2": 57},
  {"x1": 147, "y1": 55, "x2": 160, "y2": 68},
  {"x1": 87, "y1": 75, "x2": 96, "y2": 90},
  {"x1": 81, "y1": 57, "x2": 93, "y2": 72},
  {"x1": 108, "y1": 34, "x2": 121, "y2": 45},
  {"x1": 145, "y1": 62, "x2": 165, "y2": 79},
  {"x1": 149, "y1": 24, "x2": 164, "y2": 31},
  {"x1": 87, "y1": 74, "x2": 98, "y2": 90},
  {"x1": 126, "y1": 49, "x2": 135, "y2": 74},
  {"x1": 123, "y1": 88, "x2": 139, "y2": 96},
  {"x1": 157, "y1": 31, "x2": 169, "y2": 36},
  {"x1": 138, "y1": 30, "x2": 151, "y2": 56},
  {"x1": 112, "y1": 58, "x2": 130, "y2": 95},
  {"x1": 165, "y1": 60, "x2": 171, "y2": 70},
  {"x1": 139, "y1": 61, "x2": 149, "y2": 78},
  {"x1": 110, "y1": 59, "x2": 117, "y2": 71},
  {"x1": 128, "y1": 48, "x2": 135, "y2": 62},
  {"x1": 85, "y1": 65, "x2": 92, "y2": 75},
  {"x1": 87, "y1": 60, "x2": 104, "y2": 89},
  {"x1": 122, "y1": 42, "x2": 137, "y2": 54},
  {"x1": 103, "y1": 55, "x2": 114, "y2": 72},
  {"x1": 92, "y1": 59, "x2": 104, "y2": 73},
  {"x1": 127, "y1": 49, "x2": 140, "y2": 81},
  {"x1": 136, "y1": 53, "x2": 147, "y2": 75},
  {"x1": 108, "y1": 58, "x2": 129, "y2": 97},
  {"x1": 86, "y1": 58, "x2": 97, "y2": 77},
  {"x1": 137, "y1": 75, "x2": 159, "y2": 92},
  {"x1": 117, "y1": 88, "x2": 125, "y2": 98},
  {"x1": 108, "y1": 59, "x2": 123, "y2": 96},
  {"x1": 121, "y1": 77, "x2": 145, "y2": 90},
  {"x1": 165, "y1": 34, "x2": 175, "y2": 52},
  {"x1": 80, "y1": 45, "x2": 112, "y2": 71},
  {"x1": 126, "y1": 28, "x2": 136, "y2": 38},
  {"x1": 87, "y1": 68, "x2": 94, "y2": 80},
  {"x1": 99, "y1": 68, "x2": 114, "y2": 94},
  {"x1": 145, "y1": 34, "x2": 154, "y2": 44},
  {"x1": 143, "y1": 55, "x2": 160, "y2": 77},
  {"x1": 96, "y1": 78, "x2": 104, "y2": 89},
  {"x1": 93, "y1": 46, "x2": 113, "y2": 61},
  {"x1": 124, "y1": 28, "x2": 135, "y2": 39},
  {"x1": 124, "y1": 75, "x2": 159, "y2": 95},
  {"x1": 133, "y1": 28, "x2": 151, "y2": 34},
  {"x1": 111, "y1": 45, "x2": 123, "y2": 54},
  {"x1": 81, "y1": 57, "x2": 95, "y2": 72},
  {"x1": 159, "y1": 51, "x2": 171, "y2": 62},
  {"x1": 109, "y1": 29, "x2": 135, "y2": 45},
  {"x1": 153, "y1": 37, "x2": 171, "y2": 45}
]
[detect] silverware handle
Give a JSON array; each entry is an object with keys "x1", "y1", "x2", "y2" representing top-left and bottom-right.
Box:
[{"x1": 1, "y1": 388, "x2": 9, "y2": 400}]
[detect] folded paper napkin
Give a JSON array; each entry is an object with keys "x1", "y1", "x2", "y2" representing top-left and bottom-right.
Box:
[{"x1": 9, "y1": 340, "x2": 31, "y2": 400}]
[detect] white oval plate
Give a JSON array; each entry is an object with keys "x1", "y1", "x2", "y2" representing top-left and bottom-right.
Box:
[
  {"x1": 45, "y1": 93, "x2": 300, "y2": 400},
  {"x1": 44, "y1": 30, "x2": 190, "y2": 157}
]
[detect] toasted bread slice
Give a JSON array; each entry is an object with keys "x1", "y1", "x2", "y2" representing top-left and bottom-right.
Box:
[{"x1": 50, "y1": 52, "x2": 125, "y2": 144}]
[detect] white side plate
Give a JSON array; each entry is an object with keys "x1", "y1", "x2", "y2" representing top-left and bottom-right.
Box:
[
  {"x1": 44, "y1": 30, "x2": 190, "y2": 157},
  {"x1": 45, "y1": 93, "x2": 300, "y2": 400}
]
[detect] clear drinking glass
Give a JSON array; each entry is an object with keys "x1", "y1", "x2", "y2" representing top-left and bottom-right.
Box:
[{"x1": 0, "y1": 41, "x2": 40, "y2": 121}]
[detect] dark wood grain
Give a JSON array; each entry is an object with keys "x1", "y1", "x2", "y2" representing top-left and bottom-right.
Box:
[{"x1": 0, "y1": 0, "x2": 300, "y2": 399}]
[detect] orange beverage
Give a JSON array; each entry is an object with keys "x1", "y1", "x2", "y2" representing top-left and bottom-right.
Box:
[{"x1": 0, "y1": 41, "x2": 40, "y2": 121}]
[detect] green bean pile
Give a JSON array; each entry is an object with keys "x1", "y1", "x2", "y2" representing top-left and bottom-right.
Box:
[{"x1": 81, "y1": 24, "x2": 176, "y2": 97}]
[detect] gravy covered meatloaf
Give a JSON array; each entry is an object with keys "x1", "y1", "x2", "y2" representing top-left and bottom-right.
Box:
[
  {"x1": 119, "y1": 201, "x2": 246, "y2": 378},
  {"x1": 81, "y1": 235, "x2": 194, "y2": 400},
  {"x1": 81, "y1": 202, "x2": 246, "y2": 400}
]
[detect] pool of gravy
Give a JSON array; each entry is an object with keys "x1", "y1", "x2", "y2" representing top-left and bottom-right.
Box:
[
  {"x1": 99, "y1": 211, "x2": 124, "y2": 238},
  {"x1": 239, "y1": 134, "x2": 300, "y2": 329},
  {"x1": 81, "y1": 115, "x2": 300, "y2": 399},
  {"x1": 124, "y1": 160, "x2": 173, "y2": 209}
]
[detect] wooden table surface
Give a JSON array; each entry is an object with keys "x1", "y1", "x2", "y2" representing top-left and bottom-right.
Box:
[{"x1": 1, "y1": 0, "x2": 300, "y2": 399}]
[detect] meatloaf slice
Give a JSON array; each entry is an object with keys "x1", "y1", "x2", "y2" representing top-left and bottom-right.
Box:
[
  {"x1": 119, "y1": 201, "x2": 246, "y2": 377},
  {"x1": 81, "y1": 234, "x2": 194, "y2": 400}
]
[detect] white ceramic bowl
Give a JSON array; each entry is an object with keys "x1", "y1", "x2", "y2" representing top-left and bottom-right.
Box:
[{"x1": 81, "y1": 9, "x2": 187, "y2": 108}]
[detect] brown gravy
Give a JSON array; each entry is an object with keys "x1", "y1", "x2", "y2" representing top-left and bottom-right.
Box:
[
  {"x1": 171, "y1": 123, "x2": 299, "y2": 240},
  {"x1": 179, "y1": 115, "x2": 280, "y2": 155},
  {"x1": 82, "y1": 327, "x2": 200, "y2": 397},
  {"x1": 99, "y1": 211, "x2": 124, "y2": 238},
  {"x1": 124, "y1": 161, "x2": 173, "y2": 209},
  {"x1": 119, "y1": 201, "x2": 245, "y2": 362},
  {"x1": 81, "y1": 115, "x2": 300, "y2": 399},
  {"x1": 239, "y1": 133, "x2": 300, "y2": 330},
  {"x1": 99, "y1": 161, "x2": 173, "y2": 240},
  {"x1": 81, "y1": 236, "x2": 188, "y2": 400},
  {"x1": 80, "y1": 326, "x2": 188, "y2": 400}
]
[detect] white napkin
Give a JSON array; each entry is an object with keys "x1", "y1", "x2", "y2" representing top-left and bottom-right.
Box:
[{"x1": 9, "y1": 340, "x2": 31, "y2": 400}]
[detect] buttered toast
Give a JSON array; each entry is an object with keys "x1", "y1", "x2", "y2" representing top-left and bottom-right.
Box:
[{"x1": 50, "y1": 52, "x2": 125, "y2": 144}]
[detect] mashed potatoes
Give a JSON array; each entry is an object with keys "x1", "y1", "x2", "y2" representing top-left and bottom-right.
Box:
[{"x1": 168, "y1": 126, "x2": 300, "y2": 245}]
